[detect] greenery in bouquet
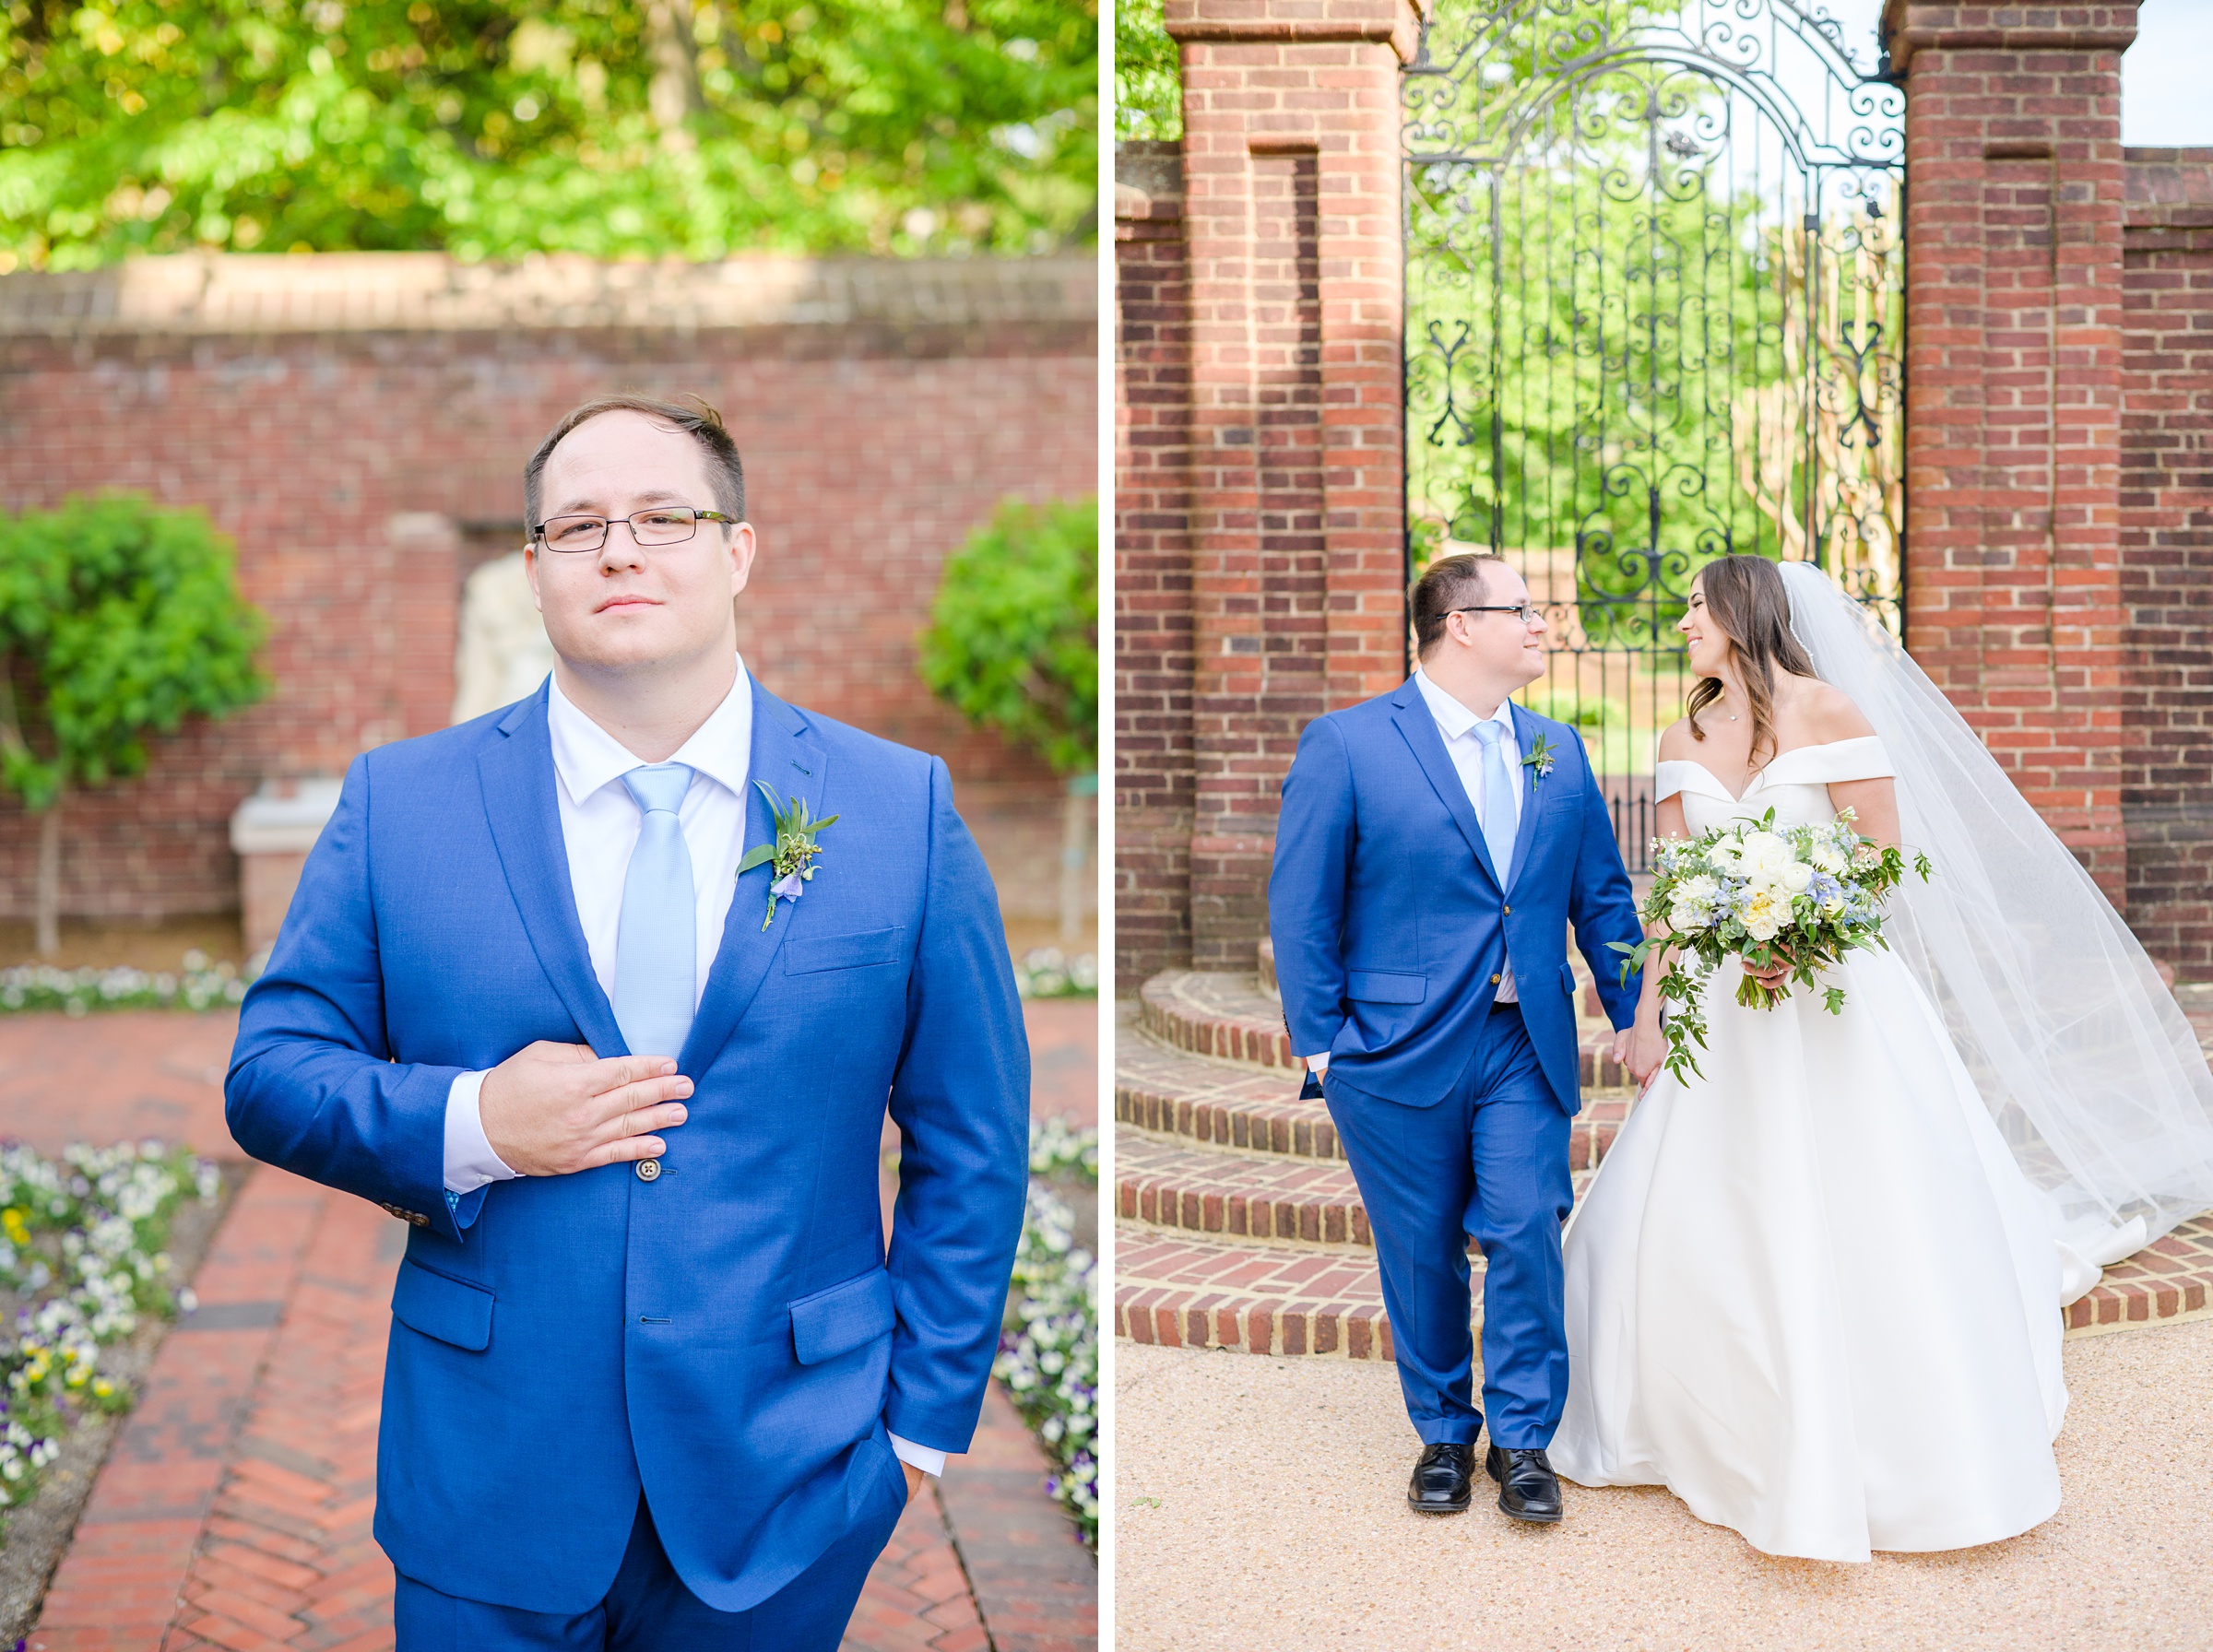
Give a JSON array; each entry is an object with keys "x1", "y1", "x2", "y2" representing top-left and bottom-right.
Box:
[
  {"x1": 1611, "y1": 808, "x2": 1932, "y2": 1084},
  {"x1": 991, "y1": 1118, "x2": 1096, "y2": 1545}
]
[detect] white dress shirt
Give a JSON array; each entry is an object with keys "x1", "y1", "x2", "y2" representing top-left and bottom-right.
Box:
[
  {"x1": 1413, "y1": 667, "x2": 1521, "y2": 1003},
  {"x1": 441, "y1": 657, "x2": 943, "y2": 1477}
]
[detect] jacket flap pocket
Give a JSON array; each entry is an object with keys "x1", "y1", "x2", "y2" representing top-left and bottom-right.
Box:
[
  {"x1": 391, "y1": 1259, "x2": 493, "y2": 1351},
  {"x1": 1346, "y1": 971, "x2": 1426, "y2": 1005},
  {"x1": 785, "y1": 926, "x2": 905, "y2": 976},
  {"x1": 1560, "y1": 962, "x2": 1579, "y2": 997},
  {"x1": 790, "y1": 1268, "x2": 896, "y2": 1364}
]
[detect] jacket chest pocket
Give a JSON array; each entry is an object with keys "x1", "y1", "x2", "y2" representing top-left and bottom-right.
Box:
[{"x1": 784, "y1": 926, "x2": 905, "y2": 975}]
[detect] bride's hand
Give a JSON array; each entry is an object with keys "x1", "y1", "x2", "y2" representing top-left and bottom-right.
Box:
[
  {"x1": 1619, "y1": 1021, "x2": 1668, "y2": 1089},
  {"x1": 1743, "y1": 945, "x2": 1793, "y2": 991}
]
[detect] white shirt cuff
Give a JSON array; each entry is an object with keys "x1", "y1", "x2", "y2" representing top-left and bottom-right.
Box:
[
  {"x1": 444, "y1": 1070, "x2": 519, "y2": 1195},
  {"x1": 888, "y1": 1433, "x2": 946, "y2": 1478}
]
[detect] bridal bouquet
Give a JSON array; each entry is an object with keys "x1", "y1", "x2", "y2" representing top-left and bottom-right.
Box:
[{"x1": 1611, "y1": 808, "x2": 1933, "y2": 1084}]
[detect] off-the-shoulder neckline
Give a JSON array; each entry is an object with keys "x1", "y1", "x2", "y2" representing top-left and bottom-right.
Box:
[{"x1": 1656, "y1": 734, "x2": 1888, "y2": 804}]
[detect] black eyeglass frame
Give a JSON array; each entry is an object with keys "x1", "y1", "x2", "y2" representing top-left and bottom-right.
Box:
[
  {"x1": 1447, "y1": 603, "x2": 1543, "y2": 625},
  {"x1": 528, "y1": 507, "x2": 738, "y2": 553}
]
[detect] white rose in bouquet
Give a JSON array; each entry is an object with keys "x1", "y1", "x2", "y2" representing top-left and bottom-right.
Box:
[
  {"x1": 1737, "y1": 832, "x2": 1794, "y2": 878},
  {"x1": 1810, "y1": 843, "x2": 1849, "y2": 876},
  {"x1": 1780, "y1": 860, "x2": 1815, "y2": 893}
]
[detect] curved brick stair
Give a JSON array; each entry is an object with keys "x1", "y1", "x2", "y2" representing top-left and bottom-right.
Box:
[
  {"x1": 1119, "y1": 974, "x2": 2213, "y2": 1359},
  {"x1": 1115, "y1": 948, "x2": 1639, "y2": 1361}
]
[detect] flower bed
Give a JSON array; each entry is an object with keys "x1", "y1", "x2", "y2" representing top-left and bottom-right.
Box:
[
  {"x1": 992, "y1": 1117, "x2": 1098, "y2": 1546},
  {"x1": 0, "y1": 954, "x2": 250, "y2": 1016},
  {"x1": 1012, "y1": 949, "x2": 1098, "y2": 1000},
  {"x1": 0, "y1": 1143, "x2": 218, "y2": 1530}
]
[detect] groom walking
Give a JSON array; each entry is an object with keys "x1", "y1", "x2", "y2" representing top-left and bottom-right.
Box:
[
  {"x1": 1269, "y1": 552, "x2": 1642, "y2": 1523},
  {"x1": 226, "y1": 395, "x2": 1029, "y2": 1646}
]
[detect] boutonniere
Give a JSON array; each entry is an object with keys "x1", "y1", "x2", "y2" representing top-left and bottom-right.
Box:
[
  {"x1": 737, "y1": 782, "x2": 839, "y2": 930},
  {"x1": 1522, "y1": 734, "x2": 1557, "y2": 779}
]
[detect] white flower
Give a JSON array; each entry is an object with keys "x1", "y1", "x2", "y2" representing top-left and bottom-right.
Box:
[
  {"x1": 1819, "y1": 896, "x2": 1846, "y2": 917},
  {"x1": 1810, "y1": 844, "x2": 1849, "y2": 876},
  {"x1": 1675, "y1": 874, "x2": 1720, "y2": 906},
  {"x1": 1667, "y1": 901, "x2": 1713, "y2": 933},
  {"x1": 1736, "y1": 832, "x2": 1793, "y2": 877},
  {"x1": 1738, "y1": 886, "x2": 1785, "y2": 941},
  {"x1": 1779, "y1": 861, "x2": 1814, "y2": 894},
  {"x1": 1852, "y1": 843, "x2": 1882, "y2": 870}
]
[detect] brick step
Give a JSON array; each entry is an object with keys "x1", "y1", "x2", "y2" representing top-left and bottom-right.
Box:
[
  {"x1": 1138, "y1": 969, "x2": 1635, "y2": 1086},
  {"x1": 1117, "y1": 1135, "x2": 1371, "y2": 1247},
  {"x1": 1117, "y1": 1027, "x2": 1639, "y2": 1170},
  {"x1": 1114, "y1": 1223, "x2": 1419, "y2": 1360},
  {"x1": 1117, "y1": 1128, "x2": 1612, "y2": 1252}
]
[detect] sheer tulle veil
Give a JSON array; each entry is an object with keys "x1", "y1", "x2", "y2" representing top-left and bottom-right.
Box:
[{"x1": 1778, "y1": 561, "x2": 2213, "y2": 1299}]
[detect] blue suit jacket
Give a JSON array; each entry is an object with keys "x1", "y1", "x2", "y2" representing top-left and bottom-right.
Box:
[
  {"x1": 225, "y1": 679, "x2": 1030, "y2": 1614},
  {"x1": 1268, "y1": 680, "x2": 1642, "y2": 1114}
]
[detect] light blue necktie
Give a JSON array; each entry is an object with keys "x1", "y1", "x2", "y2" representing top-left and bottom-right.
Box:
[
  {"x1": 1472, "y1": 720, "x2": 1519, "y2": 886},
  {"x1": 614, "y1": 763, "x2": 697, "y2": 1061}
]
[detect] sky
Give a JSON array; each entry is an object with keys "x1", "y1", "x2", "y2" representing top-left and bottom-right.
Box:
[{"x1": 1812, "y1": 0, "x2": 2213, "y2": 146}]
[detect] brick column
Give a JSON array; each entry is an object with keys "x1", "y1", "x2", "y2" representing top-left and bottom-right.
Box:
[
  {"x1": 1888, "y1": 0, "x2": 2139, "y2": 903},
  {"x1": 1116, "y1": 144, "x2": 1199, "y2": 985},
  {"x1": 1167, "y1": 0, "x2": 1421, "y2": 970}
]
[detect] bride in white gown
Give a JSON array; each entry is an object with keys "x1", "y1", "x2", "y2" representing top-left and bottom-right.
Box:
[{"x1": 1550, "y1": 555, "x2": 2213, "y2": 1562}]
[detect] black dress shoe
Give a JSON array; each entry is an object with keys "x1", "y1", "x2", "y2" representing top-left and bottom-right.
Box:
[
  {"x1": 1406, "y1": 1442, "x2": 1476, "y2": 1514},
  {"x1": 1485, "y1": 1446, "x2": 1564, "y2": 1524}
]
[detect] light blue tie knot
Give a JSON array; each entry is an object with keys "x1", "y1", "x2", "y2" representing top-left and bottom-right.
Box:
[
  {"x1": 615, "y1": 763, "x2": 697, "y2": 1061},
  {"x1": 622, "y1": 762, "x2": 694, "y2": 819},
  {"x1": 1471, "y1": 720, "x2": 1519, "y2": 886}
]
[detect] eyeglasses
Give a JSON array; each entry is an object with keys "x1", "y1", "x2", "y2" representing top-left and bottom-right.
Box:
[
  {"x1": 1450, "y1": 603, "x2": 1542, "y2": 626},
  {"x1": 530, "y1": 507, "x2": 736, "y2": 553}
]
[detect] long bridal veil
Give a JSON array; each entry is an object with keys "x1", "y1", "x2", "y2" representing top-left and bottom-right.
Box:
[{"x1": 1779, "y1": 560, "x2": 2213, "y2": 1300}]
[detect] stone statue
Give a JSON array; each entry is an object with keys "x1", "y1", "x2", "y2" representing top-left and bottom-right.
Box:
[{"x1": 452, "y1": 549, "x2": 556, "y2": 724}]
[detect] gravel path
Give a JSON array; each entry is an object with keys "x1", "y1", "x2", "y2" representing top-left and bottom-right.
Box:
[{"x1": 1115, "y1": 1320, "x2": 2213, "y2": 1650}]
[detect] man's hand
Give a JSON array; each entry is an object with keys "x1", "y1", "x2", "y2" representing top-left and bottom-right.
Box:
[
  {"x1": 478, "y1": 1042, "x2": 691, "y2": 1177},
  {"x1": 904, "y1": 1462, "x2": 925, "y2": 1503}
]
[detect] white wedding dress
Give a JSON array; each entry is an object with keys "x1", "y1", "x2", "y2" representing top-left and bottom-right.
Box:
[{"x1": 1550, "y1": 736, "x2": 2067, "y2": 1562}]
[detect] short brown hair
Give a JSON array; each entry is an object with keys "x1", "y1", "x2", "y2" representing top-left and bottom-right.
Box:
[
  {"x1": 1410, "y1": 552, "x2": 1510, "y2": 656},
  {"x1": 524, "y1": 394, "x2": 746, "y2": 529}
]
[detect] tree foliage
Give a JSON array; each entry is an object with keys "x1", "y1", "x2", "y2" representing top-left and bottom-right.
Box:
[
  {"x1": 1114, "y1": 0, "x2": 1176, "y2": 143},
  {"x1": 0, "y1": 494, "x2": 267, "y2": 809},
  {"x1": 917, "y1": 495, "x2": 1095, "y2": 776},
  {"x1": 0, "y1": 0, "x2": 1095, "y2": 269}
]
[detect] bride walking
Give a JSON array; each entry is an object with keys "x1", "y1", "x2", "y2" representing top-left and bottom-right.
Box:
[{"x1": 1551, "y1": 554, "x2": 2213, "y2": 1562}]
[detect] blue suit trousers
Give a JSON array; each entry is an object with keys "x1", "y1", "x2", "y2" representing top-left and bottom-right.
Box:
[
  {"x1": 1326, "y1": 1003, "x2": 1573, "y2": 1449},
  {"x1": 393, "y1": 1453, "x2": 907, "y2": 1651}
]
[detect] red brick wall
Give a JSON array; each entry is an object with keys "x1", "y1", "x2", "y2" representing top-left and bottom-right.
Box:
[
  {"x1": 1889, "y1": 0, "x2": 2139, "y2": 906},
  {"x1": 2119, "y1": 148, "x2": 2213, "y2": 978},
  {"x1": 1167, "y1": 0, "x2": 1418, "y2": 971},
  {"x1": 1116, "y1": 145, "x2": 1198, "y2": 986},
  {"x1": 0, "y1": 254, "x2": 1096, "y2": 930}
]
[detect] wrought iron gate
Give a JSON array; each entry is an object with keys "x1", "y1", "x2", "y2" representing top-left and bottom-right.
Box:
[{"x1": 1402, "y1": 0, "x2": 1904, "y2": 868}]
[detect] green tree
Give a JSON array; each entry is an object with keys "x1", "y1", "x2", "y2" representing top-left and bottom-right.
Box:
[
  {"x1": 917, "y1": 495, "x2": 1095, "y2": 940},
  {"x1": 0, "y1": 495, "x2": 268, "y2": 955},
  {"x1": 1114, "y1": 0, "x2": 1177, "y2": 142},
  {"x1": 0, "y1": 0, "x2": 1095, "y2": 270}
]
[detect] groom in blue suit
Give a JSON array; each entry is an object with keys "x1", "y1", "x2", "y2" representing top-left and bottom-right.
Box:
[
  {"x1": 1269, "y1": 552, "x2": 1641, "y2": 1524},
  {"x1": 227, "y1": 395, "x2": 1029, "y2": 1647}
]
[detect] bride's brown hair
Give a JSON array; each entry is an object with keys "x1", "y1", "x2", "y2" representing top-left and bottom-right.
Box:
[{"x1": 1686, "y1": 555, "x2": 1818, "y2": 768}]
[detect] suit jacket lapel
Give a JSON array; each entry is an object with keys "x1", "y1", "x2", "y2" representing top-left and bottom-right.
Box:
[
  {"x1": 680, "y1": 679, "x2": 830, "y2": 1073},
  {"x1": 1391, "y1": 686, "x2": 1503, "y2": 891},
  {"x1": 478, "y1": 687, "x2": 629, "y2": 1057},
  {"x1": 1504, "y1": 702, "x2": 1546, "y2": 895}
]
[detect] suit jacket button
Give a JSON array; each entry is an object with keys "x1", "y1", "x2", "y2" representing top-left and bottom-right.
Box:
[
  {"x1": 1502, "y1": 904, "x2": 1511, "y2": 914},
  {"x1": 636, "y1": 1159, "x2": 662, "y2": 1183},
  {"x1": 1491, "y1": 973, "x2": 1502, "y2": 985}
]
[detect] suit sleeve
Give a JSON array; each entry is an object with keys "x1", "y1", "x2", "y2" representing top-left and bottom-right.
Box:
[
  {"x1": 1269, "y1": 714, "x2": 1356, "y2": 1059},
  {"x1": 882, "y1": 757, "x2": 1031, "y2": 1455},
  {"x1": 225, "y1": 754, "x2": 477, "y2": 1242},
  {"x1": 1565, "y1": 745, "x2": 1644, "y2": 1032}
]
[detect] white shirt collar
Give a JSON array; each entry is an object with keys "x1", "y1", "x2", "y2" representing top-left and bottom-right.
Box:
[
  {"x1": 546, "y1": 656, "x2": 753, "y2": 807},
  {"x1": 1413, "y1": 668, "x2": 1512, "y2": 742}
]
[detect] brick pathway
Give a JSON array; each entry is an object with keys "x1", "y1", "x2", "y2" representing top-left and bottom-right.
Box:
[{"x1": 0, "y1": 998, "x2": 1096, "y2": 1651}]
